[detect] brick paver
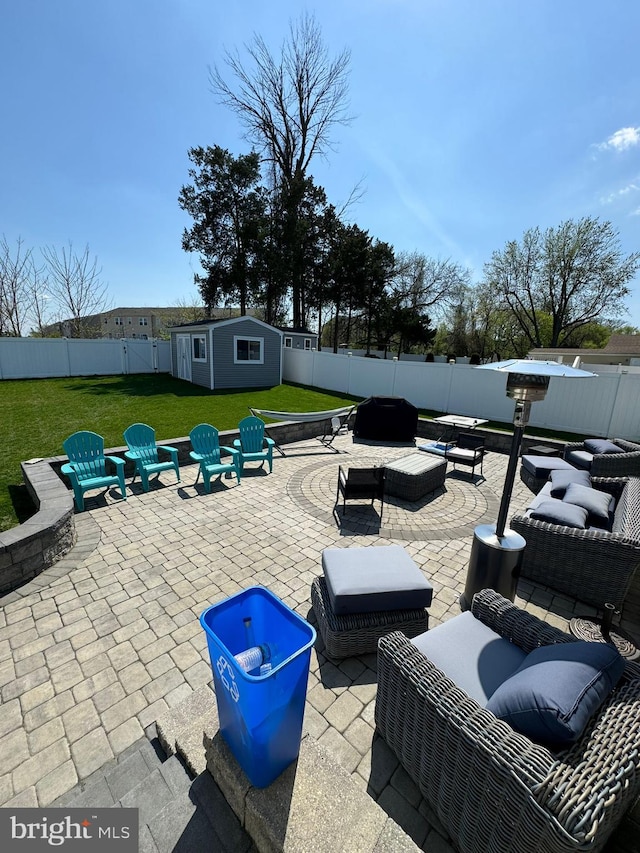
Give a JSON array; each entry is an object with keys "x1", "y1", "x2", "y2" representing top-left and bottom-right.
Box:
[{"x1": 0, "y1": 433, "x2": 586, "y2": 845}]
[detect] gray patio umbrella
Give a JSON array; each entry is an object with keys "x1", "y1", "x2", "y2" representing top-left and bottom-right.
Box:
[
  {"x1": 459, "y1": 357, "x2": 596, "y2": 610},
  {"x1": 475, "y1": 358, "x2": 597, "y2": 378}
]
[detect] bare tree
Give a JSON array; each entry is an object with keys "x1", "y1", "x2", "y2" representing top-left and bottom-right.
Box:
[
  {"x1": 0, "y1": 235, "x2": 32, "y2": 336},
  {"x1": 390, "y1": 251, "x2": 471, "y2": 320},
  {"x1": 41, "y1": 242, "x2": 111, "y2": 337},
  {"x1": 211, "y1": 13, "x2": 351, "y2": 190},
  {"x1": 484, "y1": 218, "x2": 640, "y2": 349},
  {"x1": 210, "y1": 14, "x2": 352, "y2": 328},
  {"x1": 27, "y1": 258, "x2": 54, "y2": 337}
]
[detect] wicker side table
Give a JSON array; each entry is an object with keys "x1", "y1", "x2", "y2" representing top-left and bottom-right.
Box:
[{"x1": 384, "y1": 453, "x2": 447, "y2": 501}]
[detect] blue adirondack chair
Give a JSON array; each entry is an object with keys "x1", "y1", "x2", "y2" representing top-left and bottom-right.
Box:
[
  {"x1": 189, "y1": 423, "x2": 240, "y2": 492},
  {"x1": 123, "y1": 423, "x2": 180, "y2": 491},
  {"x1": 62, "y1": 431, "x2": 127, "y2": 511},
  {"x1": 233, "y1": 416, "x2": 274, "y2": 473}
]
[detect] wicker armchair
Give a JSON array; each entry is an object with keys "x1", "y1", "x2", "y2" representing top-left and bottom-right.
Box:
[
  {"x1": 563, "y1": 438, "x2": 640, "y2": 477},
  {"x1": 510, "y1": 477, "x2": 640, "y2": 610},
  {"x1": 375, "y1": 589, "x2": 640, "y2": 853}
]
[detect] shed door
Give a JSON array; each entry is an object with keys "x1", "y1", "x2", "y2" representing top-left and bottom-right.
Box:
[{"x1": 177, "y1": 335, "x2": 191, "y2": 381}]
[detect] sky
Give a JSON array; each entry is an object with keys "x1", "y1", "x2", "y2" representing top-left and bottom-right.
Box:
[{"x1": 2, "y1": 0, "x2": 640, "y2": 327}]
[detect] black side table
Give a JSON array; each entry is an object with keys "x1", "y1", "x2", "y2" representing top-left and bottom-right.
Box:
[{"x1": 527, "y1": 444, "x2": 561, "y2": 457}]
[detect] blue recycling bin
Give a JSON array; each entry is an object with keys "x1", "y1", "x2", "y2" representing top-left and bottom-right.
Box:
[{"x1": 200, "y1": 585, "x2": 316, "y2": 788}]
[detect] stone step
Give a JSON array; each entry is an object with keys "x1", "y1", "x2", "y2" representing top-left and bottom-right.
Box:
[
  {"x1": 158, "y1": 685, "x2": 420, "y2": 852},
  {"x1": 53, "y1": 728, "x2": 252, "y2": 853}
]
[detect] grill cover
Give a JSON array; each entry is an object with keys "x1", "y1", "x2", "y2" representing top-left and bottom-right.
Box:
[{"x1": 353, "y1": 396, "x2": 418, "y2": 442}]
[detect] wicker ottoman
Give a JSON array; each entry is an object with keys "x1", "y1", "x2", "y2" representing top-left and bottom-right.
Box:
[
  {"x1": 384, "y1": 453, "x2": 447, "y2": 501},
  {"x1": 311, "y1": 545, "x2": 432, "y2": 659},
  {"x1": 520, "y1": 455, "x2": 576, "y2": 493}
]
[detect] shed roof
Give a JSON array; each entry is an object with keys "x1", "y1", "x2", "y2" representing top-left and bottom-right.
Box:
[{"x1": 169, "y1": 315, "x2": 282, "y2": 335}]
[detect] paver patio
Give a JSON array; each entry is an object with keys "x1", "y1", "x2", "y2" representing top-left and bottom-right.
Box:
[{"x1": 0, "y1": 432, "x2": 621, "y2": 850}]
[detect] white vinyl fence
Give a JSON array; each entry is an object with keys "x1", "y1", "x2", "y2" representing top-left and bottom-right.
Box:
[
  {"x1": 0, "y1": 337, "x2": 171, "y2": 379},
  {"x1": 284, "y1": 349, "x2": 640, "y2": 441}
]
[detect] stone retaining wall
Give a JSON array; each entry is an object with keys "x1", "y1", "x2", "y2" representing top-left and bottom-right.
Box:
[{"x1": 0, "y1": 417, "x2": 563, "y2": 596}]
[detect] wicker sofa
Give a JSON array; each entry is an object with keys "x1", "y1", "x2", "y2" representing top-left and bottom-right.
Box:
[
  {"x1": 563, "y1": 438, "x2": 640, "y2": 477},
  {"x1": 510, "y1": 477, "x2": 640, "y2": 610},
  {"x1": 375, "y1": 589, "x2": 640, "y2": 853}
]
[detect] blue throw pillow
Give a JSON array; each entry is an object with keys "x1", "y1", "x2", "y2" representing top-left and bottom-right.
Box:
[
  {"x1": 530, "y1": 498, "x2": 588, "y2": 529},
  {"x1": 563, "y1": 482, "x2": 614, "y2": 529},
  {"x1": 549, "y1": 468, "x2": 591, "y2": 498},
  {"x1": 584, "y1": 439, "x2": 624, "y2": 455},
  {"x1": 486, "y1": 641, "x2": 625, "y2": 746}
]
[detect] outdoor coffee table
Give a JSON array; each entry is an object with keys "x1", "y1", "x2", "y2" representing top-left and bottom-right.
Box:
[{"x1": 384, "y1": 453, "x2": 447, "y2": 501}]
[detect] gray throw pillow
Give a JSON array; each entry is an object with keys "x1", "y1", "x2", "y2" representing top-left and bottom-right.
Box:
[
  {"x1": 563, "y1": 482, "x2": 613, "y2": 529},
  {"x1": 530, "y1": 498, "x2": 588, "y2": 529},
  {"x1": 584, "y1": 439, "x2": 624, "y2": 455},
  {"x1": 549, "y1": 468, "x2": 591, "y2": 498},
  {"x1": 486, "y1": 641, "x2": 625, "y2": 747}
]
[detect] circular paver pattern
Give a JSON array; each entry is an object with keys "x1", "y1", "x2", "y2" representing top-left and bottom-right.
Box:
[{"x1": 288, "y1": 452, "x2": 501, "y2": 540}]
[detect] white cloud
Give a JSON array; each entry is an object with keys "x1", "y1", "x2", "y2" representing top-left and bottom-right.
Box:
[
  {"x1": 631, "y1": 207, "x2": 640, "y2": 217},
  {"x1": 600, "y1": 181, "x2": 640, "y2": 204},
  {"x1": 598, "y1": 126, "x2": 640, "y2": 152}
]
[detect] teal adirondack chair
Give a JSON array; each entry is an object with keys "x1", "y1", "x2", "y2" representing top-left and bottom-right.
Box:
[
  {"x1": 123, "y1": 423, "x2": 180, "y2": 491},
  {"x1": 233, "y1": 416, "x2": 274, "y2": 473},
  {"x1": 189, "y1": 423, "x2": 240, "y2": 492},
  {"x1": 62, "y1": 431, "x2": 127, "y2": 511}
]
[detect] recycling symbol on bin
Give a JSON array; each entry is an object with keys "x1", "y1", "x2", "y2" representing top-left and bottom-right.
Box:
[{"x1": 216, "y1": 655, "x2": 240, "y2": 703}]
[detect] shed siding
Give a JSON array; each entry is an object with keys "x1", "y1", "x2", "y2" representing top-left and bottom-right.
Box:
[
  {"x1": 190, "y1": 360, "x2": 210, "y2": 388},
  {"x1": 213, "y1": 319, "x2": 281, "y2": 388},
  {"x1": 284, "y1": 332, "x2": 316, "y2": 350}
]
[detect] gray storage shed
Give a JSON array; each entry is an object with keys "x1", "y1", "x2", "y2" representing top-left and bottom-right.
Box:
[
  {"x1": 279, "y1": 327, "x2": 318, "y2": 350},
  {"x1": 170, "y1": 316, "x2": 283, "y2": 390}
]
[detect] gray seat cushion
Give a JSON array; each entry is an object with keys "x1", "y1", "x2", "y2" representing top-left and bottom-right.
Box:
[
  {"x1": 564, "y1": 449, "x2": 594, "y2": 470},
  {"x1": 411, "y1": 611, "x2": 526, "y2": 705},
  {"x1": 322, "y1": 545, "x2": 433, "y2": 615},
  {"x1": 521, "y1": 455, "x2": 576, "y2": 478}
]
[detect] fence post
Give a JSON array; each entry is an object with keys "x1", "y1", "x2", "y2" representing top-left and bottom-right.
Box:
[
  {"x1": 605, "y1": 372, "x2": 623, "y2": 437},
  {"x1": 65, "y1": 339, "x2": 72, "y2": 377},
  {"x1": 445, "y1": 361, "x2": 455, "y2": 413}
]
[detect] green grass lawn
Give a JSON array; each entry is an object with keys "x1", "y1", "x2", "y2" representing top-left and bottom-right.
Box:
[{"x1": 0, "y1": 374, "x2": 357, "y2": 532}]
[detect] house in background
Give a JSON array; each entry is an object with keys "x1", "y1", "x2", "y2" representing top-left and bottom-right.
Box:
[
  {"x1": 279, "y1": 326, "x2": 318, "y2": 350},
  {"x1": 42, "y1": 306, "x2": 251, "y2": 340},
  {"x1": 529, "y1": 334, "x2": 640, "y2": 367},
  {"x1": 169, "y1": 316, "x2": 283, "y2": 390}
]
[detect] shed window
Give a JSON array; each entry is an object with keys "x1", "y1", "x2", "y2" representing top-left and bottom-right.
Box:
[
  {"x1": 304, "y1": 338, "x2": 311, "y2": 350},
  {"x1": 284, "y1": 337, "x2": 292, "y2": 348},
  {"x1": 193, "y1": 335, "x2": 207, "y2": 361},
  {"x1": 234, "y1": 336, "x2": 264, "y2": 364}
]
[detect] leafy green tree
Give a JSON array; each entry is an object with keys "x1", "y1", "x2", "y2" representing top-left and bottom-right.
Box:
[
  {"x1": 484, "y1": 217, "x2": 640, "y2": 349},
  {"x1": 179, "y1": 146, "x2": 267, "y2": 316}
]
